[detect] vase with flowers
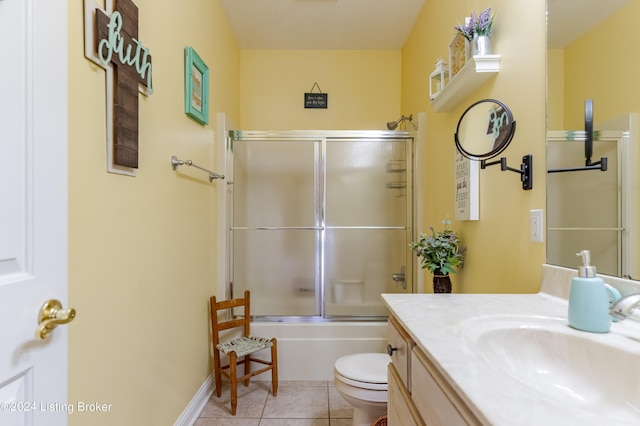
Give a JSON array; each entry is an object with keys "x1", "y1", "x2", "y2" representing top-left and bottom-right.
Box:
[
  {"x1": 454, "y1": 6, "x2": 495, "y2": 56},
  {"x1": 410, "y1": 219, "x2": 464, "y2": 293}
]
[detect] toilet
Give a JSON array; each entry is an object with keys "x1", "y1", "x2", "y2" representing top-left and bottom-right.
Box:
[{"x1": 334, "y1": 353, "x2": 390, "y2": 426}]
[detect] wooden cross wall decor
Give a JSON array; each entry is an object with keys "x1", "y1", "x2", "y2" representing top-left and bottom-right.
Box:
[{"x1": 84, "y1": 0, "x2": 153, "y2": 176}]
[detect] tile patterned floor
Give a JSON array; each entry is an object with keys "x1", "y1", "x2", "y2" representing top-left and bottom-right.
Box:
[{"x1": 195, "y1": 381, "x2": 353, "y2": 426}]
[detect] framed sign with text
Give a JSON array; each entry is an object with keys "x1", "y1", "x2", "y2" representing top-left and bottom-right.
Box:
[
  {"x1": 304, "y1": 82, "x2": 327, "y2": 109},
  {"x1": 185, "y1": 47, "x2": 209, "y2": 125},
  {"x1": 454, "y1": 151, "x2": 479, "y2": 221}
]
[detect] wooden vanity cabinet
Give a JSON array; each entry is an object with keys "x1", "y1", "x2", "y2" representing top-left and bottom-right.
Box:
[{"x1": 387, "y1": 314, "x2": 483, "y2": 426}]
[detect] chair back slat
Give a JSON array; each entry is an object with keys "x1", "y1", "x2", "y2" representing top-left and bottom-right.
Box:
[
  {"x1": 214, "y1": 298, "x2": 246, "y2": 310},
  {"x1": 217, "y1": 318, "x2": 247, "y2": 331}
]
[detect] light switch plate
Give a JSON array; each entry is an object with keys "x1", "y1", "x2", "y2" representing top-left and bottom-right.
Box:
[{"x1": 530, "y1": 209, "x2": 544, "y2": 242}]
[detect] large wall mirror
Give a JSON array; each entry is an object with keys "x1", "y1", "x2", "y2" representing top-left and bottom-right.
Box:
[{"x1": 546, "y1": 0, "x2": 639, "y2": 280}]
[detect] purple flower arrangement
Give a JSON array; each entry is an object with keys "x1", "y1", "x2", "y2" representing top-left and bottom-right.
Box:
[{"x1": 455, "y1": 7, "x2": 495, "y2": 41}]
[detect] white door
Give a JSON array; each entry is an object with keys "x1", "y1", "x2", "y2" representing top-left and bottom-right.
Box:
[{"x1": 0, "y1": 0, "x2": 70, "y2": 425}]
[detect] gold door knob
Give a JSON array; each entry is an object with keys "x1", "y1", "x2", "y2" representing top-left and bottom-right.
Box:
[{"x1": 37, "y1": 299, "x2": 76, "y2": 339}]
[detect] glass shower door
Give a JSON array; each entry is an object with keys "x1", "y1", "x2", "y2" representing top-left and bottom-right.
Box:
[
  {"x1": 324, "y1": 138, "x2": 411, "y2": 317},
  {"x1": 230, "y1": 133, "x2": 413, "y2": 320},
  {"x1": 231, "y1": 138, "x2": 321, "y2": 317}
]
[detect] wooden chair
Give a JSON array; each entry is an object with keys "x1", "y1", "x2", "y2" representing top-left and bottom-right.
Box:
[{"x1": 209, "y1": 290, "x2": 278, "y2": 415}]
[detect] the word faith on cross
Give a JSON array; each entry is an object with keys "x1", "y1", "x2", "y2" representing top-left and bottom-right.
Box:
[{"x1": 84, "y1": 0, "x2": 153, "y2": 175}]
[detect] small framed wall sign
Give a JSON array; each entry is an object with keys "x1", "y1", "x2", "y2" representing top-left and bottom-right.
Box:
[
  {"x1": 304, "y1": 82, "x2": 328, "y2": 109},
  {"x1": 185, "y1": 47, "x2": 209, "y2": 125},
  {"x1": 305, "y1": 93, "x2": 328, "y2": 109},
  {"x1": 454, "y1": 150, "x2": 479, "y2": 221}
]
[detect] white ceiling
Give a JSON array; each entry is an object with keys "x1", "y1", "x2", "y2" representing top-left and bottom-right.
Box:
[
  {"x1": 220, "y1": 1, "x2": 630, "y2": 50},
  {"x1": 547, "y1": 0, "x2": 630, "y2": 49},
  {"x1": 219, "y1": 0, "x2": 426, "y2": 50}
]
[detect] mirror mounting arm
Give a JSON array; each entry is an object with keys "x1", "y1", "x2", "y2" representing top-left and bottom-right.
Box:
[
  {"x1": 547, "y1": 157, "x2": 607, "y2": 174},
  {"x1": 587, "y1": 157, "x2": 607, "y2": 168},
  {"x1": 481, "y1": 155, "x2": 533, "y2": 190}
]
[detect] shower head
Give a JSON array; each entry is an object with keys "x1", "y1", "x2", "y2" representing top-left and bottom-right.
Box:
[
  {"x1": 386, "y1": 114, "x2": 413, "y2": 130},
  {"x1": 386, "y1": 119, "x2": 401, "y2": 130}
]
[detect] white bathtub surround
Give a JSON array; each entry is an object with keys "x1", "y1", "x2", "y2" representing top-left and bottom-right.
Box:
[
  {"x1": 382, "y1": 276, "x2": 640, "y2": 425},
  {"x1": 249, "y1": 322, "x2": 388, "y2": 381}
]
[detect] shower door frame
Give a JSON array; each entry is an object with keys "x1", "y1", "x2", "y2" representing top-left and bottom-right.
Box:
[
  {"x1": 546, "y1": 130, "x2": 628, "y2": 276},
  {"x1": 227, "y1": 130, "x2": 415, "y2": 322}
]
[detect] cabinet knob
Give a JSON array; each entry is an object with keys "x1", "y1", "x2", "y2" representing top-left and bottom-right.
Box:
[{"x1": 386, "y1": 344, "x2": 398, "y2": 356}]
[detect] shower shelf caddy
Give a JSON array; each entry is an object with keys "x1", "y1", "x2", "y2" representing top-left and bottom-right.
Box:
[{"x1": 430, "y1": 54, "x2": 501, "y2": 112}]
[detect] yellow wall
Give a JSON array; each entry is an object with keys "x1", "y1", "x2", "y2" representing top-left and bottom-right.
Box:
[
  {"x1": 240, "y1": 50, "x2": 401, "y2": 130},
  {"x1": 67, "y1": 0, "x2": 239, "y2": 424},
  {"x1": 401, "y1": 1, "x2": 547, "y2": 293},
  {"x1": 547, "y1": 49, "x2": 564, "y2": 130},
  {"x1": 562, "y1": 1, "x2": 640, "y2": 129}
]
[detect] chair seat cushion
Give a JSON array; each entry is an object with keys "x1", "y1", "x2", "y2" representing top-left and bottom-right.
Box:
[{"x1": 217, "y1": 336, "x2": 273, "y2": 357}]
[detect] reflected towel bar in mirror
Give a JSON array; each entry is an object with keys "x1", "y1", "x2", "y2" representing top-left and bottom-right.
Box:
[{"x1": 171, "y1": 155, "x2": 224, "y2": 182}]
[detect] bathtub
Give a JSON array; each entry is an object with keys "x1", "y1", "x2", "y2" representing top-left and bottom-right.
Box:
[{"x1": 250, "y1": 321, "x2": 388, "y2": 381}]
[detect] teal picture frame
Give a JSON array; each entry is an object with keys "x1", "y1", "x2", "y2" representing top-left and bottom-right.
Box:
[{"x1": 184, "y1": 47, "x2": 209, "y2": 125}]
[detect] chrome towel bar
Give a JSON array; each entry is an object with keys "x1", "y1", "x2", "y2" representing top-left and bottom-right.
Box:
[{"x1": 171, "y1": 155, "x2": 224, "y2": 182}]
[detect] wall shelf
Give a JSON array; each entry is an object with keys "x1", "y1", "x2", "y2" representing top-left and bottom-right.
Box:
[{"x1": 431, "y1": 54, "x2": 501, "y2": 112}]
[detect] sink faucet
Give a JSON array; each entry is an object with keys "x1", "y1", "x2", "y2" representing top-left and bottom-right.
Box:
[{"x1": 610, "y1": 293, "x2": 640, "y2": 320}]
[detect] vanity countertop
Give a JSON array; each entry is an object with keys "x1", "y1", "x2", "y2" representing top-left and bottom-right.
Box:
[{"x1": 381, "y1": 291, "x2": 640, "y2": 426}]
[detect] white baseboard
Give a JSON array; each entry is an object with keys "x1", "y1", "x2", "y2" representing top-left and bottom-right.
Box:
[{"x1": 174, "y1": 374, "x2": 214, "y2": 426}]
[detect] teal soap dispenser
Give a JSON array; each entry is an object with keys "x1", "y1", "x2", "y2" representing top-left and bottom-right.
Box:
[{"x1": 568, "y1": 250, "x2": 611, "y2": 333}]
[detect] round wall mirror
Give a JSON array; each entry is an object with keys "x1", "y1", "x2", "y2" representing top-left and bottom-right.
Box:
[{"x1": 454, "y1": 99, "x2": 516, "y2": 160}]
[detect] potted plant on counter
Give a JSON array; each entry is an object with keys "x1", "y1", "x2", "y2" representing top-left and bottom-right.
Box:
[{"x1": 410, "y1": 219, "x2": 464, "y2": 293}]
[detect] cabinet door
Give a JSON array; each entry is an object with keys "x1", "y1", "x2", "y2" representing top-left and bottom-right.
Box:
[
  {"x1": 388, "y1": 363, "x2": 425, "y2": 426},
  {"x1": 388, "y1": 315, "x2": 414, "y2": 390},
  {"x1": 411, "y1": 348, "x2": 483, "y2": 426}
]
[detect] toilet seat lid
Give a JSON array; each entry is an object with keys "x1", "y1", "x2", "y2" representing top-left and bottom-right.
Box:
[{"x1": 335, "y1": 353, "x2": 390, "y2": 384}]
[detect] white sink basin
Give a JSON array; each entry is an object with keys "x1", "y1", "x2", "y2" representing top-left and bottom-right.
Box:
[{"x1": 459, "y1": 315, "x2": 640, "y2": 422}]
